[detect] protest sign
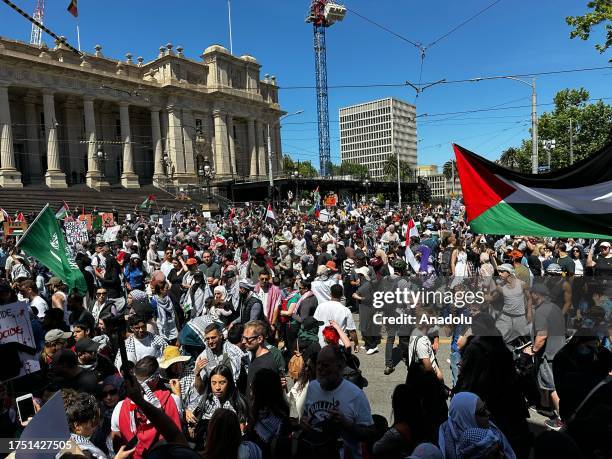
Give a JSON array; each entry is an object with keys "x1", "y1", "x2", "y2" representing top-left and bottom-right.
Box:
[
  {"x1": 0, "y1": 301, "x2": 36, "y2": 349},
  {"x1": 161, "y1": 214, "x2": 172, "y2": 230},
  {"x1": 78, "y1": 214, "x2": 93, "y2": 231},
  {"x1": 101, "y1": 213, "x2": 115, "y2": 227},
  {"x1": 318, "y1": 209, "x2": 331, "y2": 223},
  {"x1": 65, "y1": 220, "x2": 88, "y2": 245},
  {"x1": 103, "y1": 225, "x2": 121, "y2": 242}
]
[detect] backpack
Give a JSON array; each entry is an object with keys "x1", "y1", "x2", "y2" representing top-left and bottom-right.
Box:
[
  {"x1": 440, "y1": 247, "x2": 453, "y2": 275},
  {"x1": 287, "y1": 339, "x2": 304, "y2": 380}
]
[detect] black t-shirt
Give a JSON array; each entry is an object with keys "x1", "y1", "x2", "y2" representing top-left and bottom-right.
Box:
[
  {"x1": 594, "y1": 255, "x2": 612, "y2": 277},
  {"x1": 56, "y1": 368, "x2": 100, "y2": 395},
  {"x1": 246, "y1": 351, "x2": 278, "y2": 393}
]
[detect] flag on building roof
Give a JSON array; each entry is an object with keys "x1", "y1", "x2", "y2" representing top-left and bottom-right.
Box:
[
  {"x1": 140, "y1": 195, "x2": 156, "y2": 209},
  {"x1": 67, "y1": 0, "x2": 78, "y2": 17},
  {"x1": 55, "y1": 202, "x2": 70, "y2": 220},
  {"x1": 453, "y1": 143, "x2": 612, "y2": 238},
  {"x1": 265, "y1": 204, "x2": 276, "y2": 221}
]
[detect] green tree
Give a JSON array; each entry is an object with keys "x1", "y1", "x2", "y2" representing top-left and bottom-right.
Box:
[
  {"x1": 442, "y1": 160, "x2": 457, "y2": 180},
  {"x1": 566, "y1": 0, "x2": 612, "y2": 56},
  {"x1": 498, "y1": 147, "x2": 531, "y2": 172},
  {"x1": 282, "y1": 155, "x2": 319, "y2": 178},
  {"x1": 383, "y1": 153, "x2": 413, "y2": 181}
]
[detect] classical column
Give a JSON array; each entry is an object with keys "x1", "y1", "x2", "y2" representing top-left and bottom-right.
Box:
[
  {"x1": 84, "y1": 96, "x2": 107, "y2": 189},
  {"x1": 213, "y1": 109, "x2": 229, "y2": 176},
  {"x1": 64, "y1": 97, "x2": 83, "y2": 184},
  {"x1": 166, "y1": 105, "x2": 185, "y2": 177},
  {"x1": 226, "y1": 114, "x2": 236, "y2": 176},
  {"x1": 23, "y1": 93, "x2": 42, "y2": 184},
  {"x1": 0, "y1": 84, "x2": 22, "y2": 187},
  {"x1": 181, "y1": 108, "x2": 196, "y2": 179},
  {"x1": 119, "y1": 101, "x2": 139, "y2": 188},
  {"x1": 247, "y1": 118, "x2": 257, "y2": 177},
  {"x1": 151, "y1": 107, "x2": 165, "y2": 187},
  {"x1": 275, "y1": 124, "x2": 283, "y2": 173},
  {"x1": 256, "y1": 121, "x2": 267, "y2": 177},
  {"x1": 43, "y1": 90, "x2": 66, "y2": 188}
]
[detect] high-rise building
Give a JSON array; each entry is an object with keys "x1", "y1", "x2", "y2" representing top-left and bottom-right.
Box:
[{"x1": 339, "y1": 98, "x2": 416, "y2": 179}]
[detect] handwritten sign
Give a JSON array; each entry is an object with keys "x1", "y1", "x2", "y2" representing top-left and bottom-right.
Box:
[
  {"x1": 0, "y1": 301, "x2": 35, "y2": 348},
  {"x1": 103, "y1": 225, "x2": 121, "y2": 242},
  {"x1": 65, "y1": 220, "x2": 88, "y2": 245}
]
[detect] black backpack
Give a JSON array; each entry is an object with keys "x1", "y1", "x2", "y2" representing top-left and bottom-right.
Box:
[{"x1": 440, "y1": 247, "x2": 453, "y2": 275}]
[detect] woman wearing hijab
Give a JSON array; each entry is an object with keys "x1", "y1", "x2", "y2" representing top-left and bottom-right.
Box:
[
  {"x1": 438, "y1": 392, "x2": 516, "y2": 459},
  {"x1": 209, "y1": 285, "x2": 235, "y2": 325}
]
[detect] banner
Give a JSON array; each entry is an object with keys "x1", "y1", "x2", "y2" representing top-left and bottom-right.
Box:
[
  {"x1": 65, "y1": 220, "x2": 88, "y2": 245},
  {"x1": 78, "y1": 213, "x2": 93, "y2": 231},
  {"x1": 3, "y1": 221, "x2": 28, "y2": 239},
  {"x1": 101, "y1": 213, "x2": 115, "y2": 227},
  {"x1": 103, "y1": 225, "x2": 121, "y2": 242},
  {"x1": 16, "y1": 205, "x2": 87, "y2": 296}
]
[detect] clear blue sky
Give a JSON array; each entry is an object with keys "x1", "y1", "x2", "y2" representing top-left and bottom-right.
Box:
[{"x1": 1, "y1": 0, "x2": 610, "y2": 169}]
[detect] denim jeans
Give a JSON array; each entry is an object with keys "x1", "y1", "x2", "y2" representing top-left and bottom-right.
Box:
[{"x1": 450, "y1": 350, "x2": 461, "y2": 387}]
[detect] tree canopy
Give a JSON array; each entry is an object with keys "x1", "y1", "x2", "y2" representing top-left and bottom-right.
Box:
[
  {"x1": 282, "y1": 155, "x2": 319, "y2": 178},
  {"x1": 383, "y1": 153, "x2": 413, "y2": 181},
  {"x1": 566, "y1": 0, "x2": 612, "y2": 56}
]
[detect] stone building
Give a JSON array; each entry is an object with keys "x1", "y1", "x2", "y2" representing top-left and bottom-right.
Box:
[{"x1": 0, "y1": 37, "x2": 283, "y2": 189}]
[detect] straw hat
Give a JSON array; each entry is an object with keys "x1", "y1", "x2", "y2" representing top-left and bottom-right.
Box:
[{"x1": 158, "y1": 346, "x2": 191, "y2": 369}]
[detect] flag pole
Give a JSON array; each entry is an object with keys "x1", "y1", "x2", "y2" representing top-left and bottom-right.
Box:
[
  {"x1": 76, "y1": 21, "x2": 81, "y2": 51},
  {"x1": 16, "y1": 204, "x2": 49, "y2": 249},
  {"x1": 227, "y1": 0, "x2": 233, "y2": 54}
]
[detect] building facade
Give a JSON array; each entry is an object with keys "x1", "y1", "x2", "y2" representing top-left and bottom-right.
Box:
[
  {"x1": 339, "y1": 98, "x2": 417, "y2": 179},
  {"x1": 416, "y1": 164, "x2": 462, "y2": 201},
  {"x1": 0, "y1": 37, "x2": 283, "y2": 189}
]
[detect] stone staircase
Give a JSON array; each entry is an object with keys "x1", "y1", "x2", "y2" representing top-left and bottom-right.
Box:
[{"x1": 0, "y1": 184, "x2": 192, "y2": 220}]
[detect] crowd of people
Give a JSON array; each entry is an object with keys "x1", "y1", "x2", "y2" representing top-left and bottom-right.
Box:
[{"x1": 0, "y1": 196, "x2": 610, "y2": 459}]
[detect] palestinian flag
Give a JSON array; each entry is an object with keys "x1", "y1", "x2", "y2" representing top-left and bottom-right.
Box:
[
  {"x1": 55, "y1": 201, "x2": 70, "y2": 220},
  {"x1": 307, "y1": 201, "x2": 320, "y2": 218},
  {"x1": 453, "y1": 143, "x2": 612, "y2": 238},
  {"x1": 140, "y1": 195, "x2": 156, "y2": 209},
  {"x1": 67, "y1": 0, "x2": 78, "y2": 17},
  {"x1": 265, "y1": 204, "x2": 276, "y2": 221},
  {"x1": 406, "y1": 218, "x2": 419, "y2": 241}
]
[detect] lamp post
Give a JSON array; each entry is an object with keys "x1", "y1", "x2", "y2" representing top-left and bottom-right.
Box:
[
  {"x1": 292, "y1": 169, "x2": 300, "y2": 201},
  {"x1": 362, "y1": 178, "x2": 370, "y2": 203},
  {"x1": 542, "y1": 139, "x2": 556, "y2": 172},
  {"x1": 470, "y1": 76, "x2": 538, "y2": 173},
  {"x1": 267, "y1": 110, "x2": 304, "y2": 202},
  {"x1": 201, "y1": 159, "x2": 215, "y2": 200}
]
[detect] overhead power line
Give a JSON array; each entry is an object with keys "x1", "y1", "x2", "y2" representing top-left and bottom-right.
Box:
[
  {"x1": 344, "y1": 6, "x2": 422, "y2": 49},
  {"x1": 279, "y1": 65, "x2": 611, "y2": 90}
]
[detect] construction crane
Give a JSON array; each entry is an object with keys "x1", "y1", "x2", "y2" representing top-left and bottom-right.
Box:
[
  {"x1": 306, "y1": 1, "x2": 346, "y2": 176},
  {"x1": 30, "y1": 0, "x2": 44, "y2": 46}
]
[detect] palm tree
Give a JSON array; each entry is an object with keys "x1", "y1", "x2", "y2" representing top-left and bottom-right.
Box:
[
  {"x1": 384, "y1": 153, "x2": 412, "y2": 181},
  {"x1": 498, "y1": 147, "x2": 519, "y2": 170},
  {"x1": 443, "y1": 160, "x2": 457, "y2": 180}
]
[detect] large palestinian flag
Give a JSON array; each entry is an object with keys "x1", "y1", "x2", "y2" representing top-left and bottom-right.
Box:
[{"x1": 453, "y1": 143, "x2": 612, "y2": 238}]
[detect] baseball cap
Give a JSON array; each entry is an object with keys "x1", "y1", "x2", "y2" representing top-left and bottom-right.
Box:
[
  {"x1": 45, "y1": 329, "x2": 72, "y2": 343},
  {"x1": 497, "y1": 263, "x2": 515, "y2": 275},
  {"x1": 74, "y1": 337, "x2": 101, "y2": 353},
  {"x1": 186, "y1": 258, "x2": 198, "y2": 266},
  {"x1": 45, "y1": 277, "x2": 64, "y2": 287},
  {"x1": 325, "y1": 261, "x2": 337, "y2": 271},
  {"x1": 600, "y1": 241, "x2": 611, "y2": 248},
  {"x1": 531, "y1": 283, "x2": 550, "y2": 296}
]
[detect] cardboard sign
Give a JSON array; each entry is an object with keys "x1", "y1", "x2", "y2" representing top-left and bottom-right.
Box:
[
  {"x1": 318, "y1": 209, "x2": 331, "y2": 223},
  {"x1": 101, "y1": 213, "x2": 115, "y2": 227},
  {"x1": 3, "y1": 221, "x2": 28, "y2": 239},
  {"x1": 0, "y1": 301, "x2": 36, "y2": 348},
  {"x1": 103, "y1": 225, "x2": 121, "y2": 242},
  {"x1": 65, "y1": 220, "x2": 88, "y2": 245}
]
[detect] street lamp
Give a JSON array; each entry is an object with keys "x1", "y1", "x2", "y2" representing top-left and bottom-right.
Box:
[
  {"x1": 267, "y1": 110, "x2": 304, "y2": 202},
  {"x1": 201, "y1": 159, "x2": 215, "y2": 199},
  {"x1": 292, "y1": 169, "x2": 300, "y2": 201},
  {"x1": 542, "y1": 139, "x2": 556, "y2": 172},
  {"x1": 362, "y1": 178, "x2": 370, "y2": 203},
  {"x1": 470, "y1": 76, "x2": 538, "y2": 174}
]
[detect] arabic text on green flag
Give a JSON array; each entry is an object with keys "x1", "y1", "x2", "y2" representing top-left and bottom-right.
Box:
[{"x1": 17, "y1": 204, "x2": 87, "y2": 296}]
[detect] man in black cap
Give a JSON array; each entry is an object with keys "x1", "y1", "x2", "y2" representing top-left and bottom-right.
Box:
[
  {"x1": 75, "y1": 337, "x2": 117, "y2": 381},
  {"x1": 49, "y1": 349, "x2": 99, "y2": 394}
]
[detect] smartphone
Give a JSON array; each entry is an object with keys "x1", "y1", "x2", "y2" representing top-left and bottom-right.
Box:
[
  {"x1": 125, "y1": 435, "x2": 139, "y2": 450},
  {"x1": 16, "y1": 393, "x2": 35, "y2": 423}
]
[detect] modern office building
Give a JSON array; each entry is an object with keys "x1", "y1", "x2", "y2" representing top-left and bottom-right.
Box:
[
  {"x1": 416, "y1": 164, "x2": 462, "y2": 201},
  {"x1": 339, "y1": 98, "x2": 416, "y2": 179}
]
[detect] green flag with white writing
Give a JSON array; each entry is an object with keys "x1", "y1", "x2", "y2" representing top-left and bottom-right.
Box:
[{"x1": 17, "y1": 204, "x2": 87, "y2": 295}]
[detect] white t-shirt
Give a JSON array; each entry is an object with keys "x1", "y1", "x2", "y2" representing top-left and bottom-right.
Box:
[
  {"x1": 311, "y1": 276, "x2": 341, "y2": 304},
  {"x1": 30, "y1": 296, "x2": 48, "y2": 319},
  {"x1": 111, "y1": 394, "x2": 183, "y2": 433},
  {"x1": 407, "y1": 331, "x2": 439, "y2": 373},
  {"x1": 292, "y1": 238, "x2": 307, "y2": 257},
  {"x1": 302, "y1": 379, "x2": 373, "y2": 459},
  {"x1": 313, "y1": 300, "x2": 356, "y2": 347}
]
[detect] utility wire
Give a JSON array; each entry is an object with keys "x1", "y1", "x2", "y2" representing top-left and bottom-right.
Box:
[
  {"x1": 279, "y1": 65, "x2": 611, "y2": 90},
  {"x1": 426, "y1": 0, "x2": 503, "y2": 48},
  {"x1": 344, "y1": 6, "x2": 422, "y2": 49}
]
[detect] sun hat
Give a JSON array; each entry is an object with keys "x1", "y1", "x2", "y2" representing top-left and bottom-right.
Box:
[{"x1": 159, "y1": 346, "x2": 191, "y2": 369}]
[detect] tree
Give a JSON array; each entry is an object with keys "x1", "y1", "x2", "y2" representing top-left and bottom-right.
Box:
[
  {"x1": 383, "y1": 153, "x2": 413, "y2": 181},
  {"x1": 282, "y1": 155, "x2": 319, "y2": 178},
  {"x1": 511, "y1": 88, "x2": 612, "y2": 170},
  {"x1": 442, "y1": 160, "x2": 457, "y2": 180},
  {"x1": 498, "y1": 147, "x2": 531, "y2": 172},
  {"x1": 328, "y1": 161, "x2": 369, "y2": 178},
  {"x1": 566, "y1": 0, "x2": 612, "y2": 56}
]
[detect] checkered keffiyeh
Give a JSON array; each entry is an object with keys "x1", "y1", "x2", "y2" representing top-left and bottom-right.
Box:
[
  {"x1": 114, "y1": 332, "x2": 168, "y2": 368},
  {"x1": 457, "y1": 427, "x2": 501, "y2": 458}
]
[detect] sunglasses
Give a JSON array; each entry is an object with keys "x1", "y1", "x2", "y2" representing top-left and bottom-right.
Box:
[
  {"x1": 102, "y1": 389, "x2": 118, "y2": 396},
  {"x1": 241, "y1": 334, "x2": 260, "y2": 343}
]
